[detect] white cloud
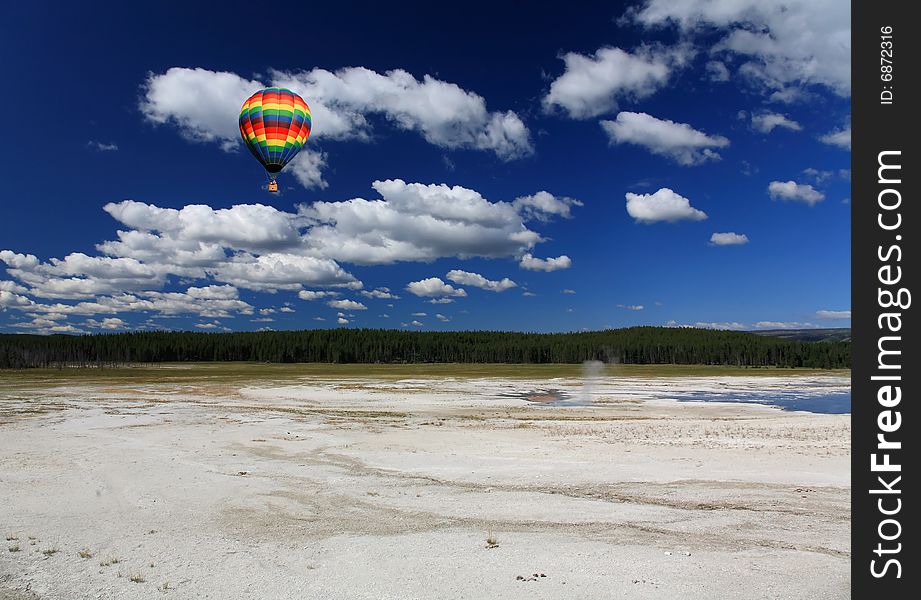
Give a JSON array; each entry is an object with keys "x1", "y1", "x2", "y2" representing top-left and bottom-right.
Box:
[
  {"x1": 816, "y1": 310, "x2": 851, "y2": 319},
  {"x1": 409, "y1": 320, "x2": 423, "y2": 327},
  {"x1": 768, "y1": 180, "x2": 825, "y2": 206},
  {"x1": 428, "y1": 298, "x2": 454, "y2": 304},
  {"x1": 631, "y1": 0, "x2": 850, "y2": 98},
  {"x1": 360, "y1": 287, "x2": 400, "y2": 299},
  {"x1": 694, "y1": 321, "x2": 747, "y2": 330},
  {"x1": 522, "y1": 291, "x2": 537, "y2": 297},
  {"x1": 709, "y1": 232, "x2": 749, "y2": 245},
  {"x1": 519, "y1": 253, "x2": 572, "y2": 272},
  {"x1": 445, "y1": 270, "x2": 516, "y2": 292},
  {"x1": 436, "y1": 313, "x2": 450, "y2": 322},
  {"x1": 513, "y1": 191, "x2": 583, "y2": 222},
  {"x1": 2, "y1": 177, "x2": 580, "y2": 324},
  {"x1": 751, "y1": 111, "x2": 801, "y2": 133},
  {"x1": 802, "y1": 168, "x2": 833, "y2": 183},
  {"x1": 819, "y1": 126, "x2": 851, "y2": 149},
  {"x1": 753, "y1": 321, "x2": 817, "y2": 329},
  {"x1": 141, "y1": 65, "x2": 532, "y2": 189},
  {"x1": 87, "y1": 141, "x2": 118, "y2": 152},
  {"x1": 337, "y1": 317, "x2": 349, "y2": 325},
  {"x1": 561, "y1": 289, "x2": 576, "y2": 295},
  {"x1": 705, "y1": 60, "x2": 730, "y2": 82},
  {"x1": 104, "y1": 201, "x2": 301, "y2": 253},
  {"x1": 543, "y1": 45, "x2": 691, "y2": 118},
  {"x1": 601, "y1": 112, "x2": 729, "y2": 165},
  {"x1": 328, "y1": 299, "x2": 367, "y2": 311},
  {"x1": 300, "y1": 179, "x2": 545, "y2": 265},
  {"x1": 405, "y1": 277, "x2": 467, "y2": 298},
  {"x1": 85, "y1": 317, "x2": 127, "y2": 330},
  {"x1": 625, "y1": 188, "x2": 708, "y2": 223},
  {"x1": 618, "y1": 304, "x2": 645, "y2": 311},
  {"x1": 1, "y1": 290, "x2": 34, "y2": 308},
  {"x1": 214, "y1": 253, "x2": 360, "y2": 291},
  {"x1": 298, "y1": 290, "x2": 339, "y2": 301}
]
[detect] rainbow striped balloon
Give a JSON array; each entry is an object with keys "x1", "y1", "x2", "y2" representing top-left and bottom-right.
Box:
[{"x1": 239, "y1": 88, "x2": 312, "y2": 175}]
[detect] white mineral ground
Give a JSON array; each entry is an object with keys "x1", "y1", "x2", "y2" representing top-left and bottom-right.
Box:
[{"x1": 0, "y1": 372, "x2": 850, "y2": 599}]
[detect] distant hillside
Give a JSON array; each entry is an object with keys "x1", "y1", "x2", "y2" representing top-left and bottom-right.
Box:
[
  {"x1": 0, "y1": 326, "x2": 849, "y2": 369},
  {"x1": 753, "y1": 328, "x2": 851, "y2": 342}
]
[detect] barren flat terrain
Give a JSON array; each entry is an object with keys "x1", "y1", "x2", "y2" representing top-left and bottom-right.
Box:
[{"x1": 0, "y1": 364, "x2": 850, "y2": 599}]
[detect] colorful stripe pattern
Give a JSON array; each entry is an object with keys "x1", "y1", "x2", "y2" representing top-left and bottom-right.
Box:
[{"x1": 239, "y1": 88, "x2": 312, "y2": 174}]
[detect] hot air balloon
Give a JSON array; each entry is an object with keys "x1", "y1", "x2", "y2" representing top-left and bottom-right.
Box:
[{"x1": 239, "y1": 88, "x2": 312, "y2": 193}]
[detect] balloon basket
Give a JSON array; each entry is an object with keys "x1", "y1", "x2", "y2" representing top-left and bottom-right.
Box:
[{"x1": 268, "y1": 181, "x2": 278, "y2": 193}]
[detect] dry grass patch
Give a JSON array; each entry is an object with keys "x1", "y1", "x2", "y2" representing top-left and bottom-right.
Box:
[
  {"x1": 129, "y1": 573, "x2": 145, "y2": 583},
  {"x1": 100, "y1": 556, "x2": 120, "y2": 567},
  {"x1": 42, "y1": 547, "x2": 59, "y2": 556},
  {"x1": 8, "y1": 544, "x2": 20, "y2": 552},
  {"x1": 78, "y1": 548, "x2": 93, "y2": 559}
]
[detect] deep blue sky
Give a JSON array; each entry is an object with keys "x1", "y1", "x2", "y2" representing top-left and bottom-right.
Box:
[{"x1": 0, "y1": 0, "x2": 850, "y2": 334}]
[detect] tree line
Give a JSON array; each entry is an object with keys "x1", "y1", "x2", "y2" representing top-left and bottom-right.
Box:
[{"x1": 0, "y1": 327, "x2": 850, "y2": 369}]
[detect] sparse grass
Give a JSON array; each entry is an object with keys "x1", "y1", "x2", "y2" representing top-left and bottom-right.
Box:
[
  {"x1": 42, "y1": 547, "x2": 59, "y2": 556},
  {"x1": 129, "y1": 573, "x2": 146, "y2": 583},
  {"x1": 485, "y1": 531, "x2": 499, "y2": 549},
  {"x1": 8, "y1": 544, "x2": 20, "y2": 552},
  {"x1": 78, "y1": 549, "x2": 93, "y2": 559},
  {"x1": 160, "y1": 581, "x2": 171, "y2": 591},
  {"x1": 100, "y1": 556, "x2": 120, "y2": 567},
  {"x1": 5, "y1": 533, "x2": 17, "y2": 541}
]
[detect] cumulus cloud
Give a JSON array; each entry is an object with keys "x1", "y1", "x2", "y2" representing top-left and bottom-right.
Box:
[
  {"x1": 405, "y1": 277, "x2": 467, "y2": 298},
  {"x1": 519, "y1": 253, "x2": 572, "y2": 272},
  {"x1": 625, "y1": 188, "x2": 707, "y2": 223},
  {"x1": 600, "y1": 112, "x2": 729, "y2": 165},
  {"x1": 298, "y1": 290, "x2": 339, "y2": 301},
  {"x1": 816, "y1": 309, "x2": 851, "y2": 319},
  {"x1": 300, "y1": 179, "x2": 546, "y2": 265},
  {"x1": 1, "y1": 177, "x2": 581, "y2": 326},
  {"x1": 561, "y1": 289, "x2": 576, "y2": 295},
  {"x1": 84, "y1": 317, "x2": 127, "y2": 330},
  {"x1": 360, "y1": 287, "x2": 400, "y2": 300},
  {"x1": 13, "y1": 285, "x2": 253, "y2": 321},
  {"x1": 819, "y1": 125, "x2": 851, "y2": 149},
  {"x1": 709, "y1": 232, "x2": 749, "y2": 245},
  {"x1": 768, "y1": 180, "x2": 825, "y2": 206},
  {"x1": 631, "y1": 0, "x2": 850, "y2": 98},
  {"x1": 436, "y1": 314, "x2": 450, "y2": 322},
  {"x1": 327, "y1": 299, "x2": 367, "y2": 311},
  {"x1": 513, "y1": 191, "x2": 583, "y2": 222},
  {"x1": 543, "y1": 45, "x2": 691, "y2": 118},
  {"x1": 337, "y1": 317, "x2": 349, "y2": 325},
  {"x1": 445, "y1": 270, "x2": 516, "y2": 292},
  {"x1": 751, "y1": 111, "x2": 801, "y2": 133},
  {"x1": 1, "y1": 289, "x2": 34, "y2": 308},
  {"x1": 214, "y1": 253, "x2": 360, "y2": 291},
  {"x1": 141, "y1": 66, "x2": 532, "y2": 189}
]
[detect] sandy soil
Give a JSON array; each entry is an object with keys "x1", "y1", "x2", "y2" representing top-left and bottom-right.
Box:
[{"x1": 0, "y1": 371, "x2": 850, "y2": 599}]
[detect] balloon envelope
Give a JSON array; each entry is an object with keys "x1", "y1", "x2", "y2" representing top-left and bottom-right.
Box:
[{"x1": 239, "y1": 88, "x2": 312, "y2": 174}]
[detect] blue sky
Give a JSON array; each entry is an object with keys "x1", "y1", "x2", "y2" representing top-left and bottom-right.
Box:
[{"x1": 0, "y1": 0, "x2": 851, "y2": 334}]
